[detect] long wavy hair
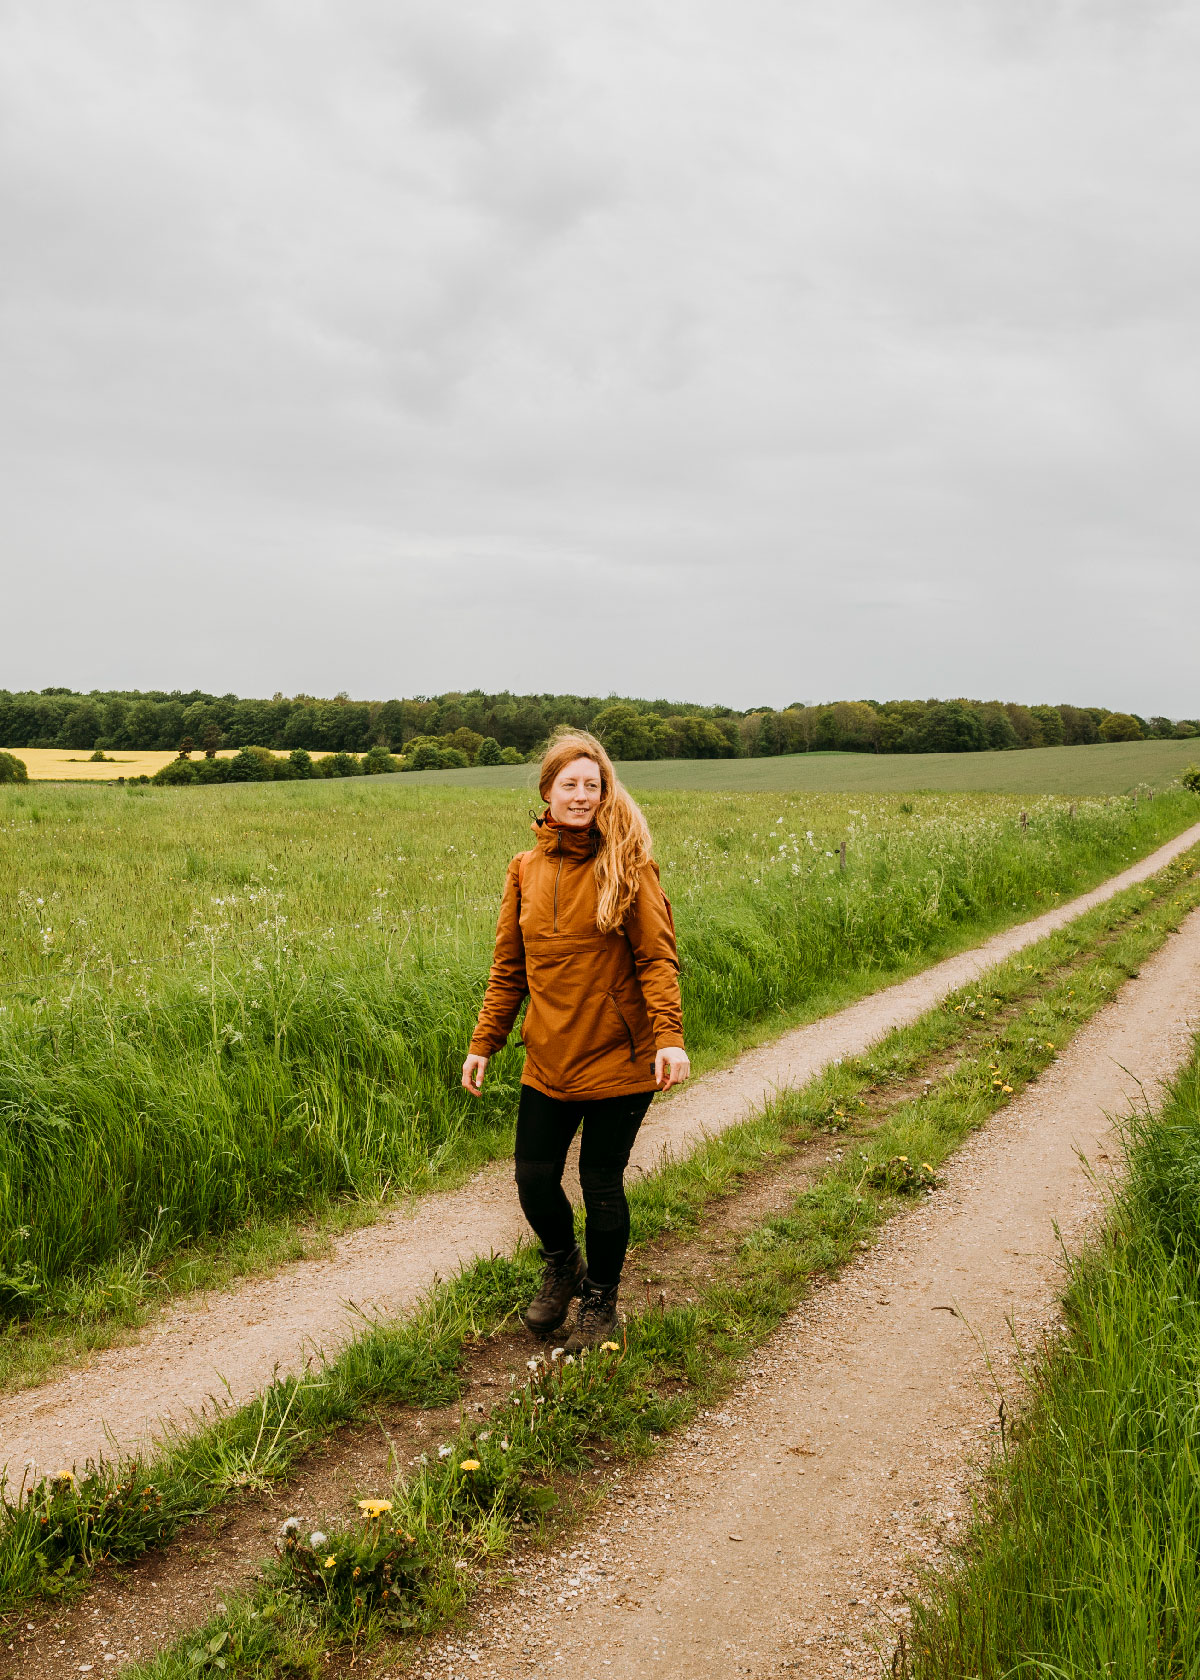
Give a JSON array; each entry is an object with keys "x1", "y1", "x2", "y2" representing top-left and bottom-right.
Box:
[{"x1": 538, "y1": 729, "x2": 652, "y2": 933}]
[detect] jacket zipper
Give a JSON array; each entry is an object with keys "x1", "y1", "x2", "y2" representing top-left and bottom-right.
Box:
[
  {"x1": 608, "y1": 990, "x2": 637, "y2": 1062},
  {"x1": 553, "y1": 829, "x2": 563, "y2": 932}
]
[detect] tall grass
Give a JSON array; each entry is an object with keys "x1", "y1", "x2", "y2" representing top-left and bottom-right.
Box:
[
  {"x1": 0, "y1": 779, "x2": 1194, "y2": 1316},
  {"x1": 907, "y1": 1040, "x2": 1200, "y2": 1679}
]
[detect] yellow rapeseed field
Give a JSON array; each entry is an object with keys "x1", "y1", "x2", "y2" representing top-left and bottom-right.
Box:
[{"x1": 3, "y1": 748, "x2": 334, "y2": 780}]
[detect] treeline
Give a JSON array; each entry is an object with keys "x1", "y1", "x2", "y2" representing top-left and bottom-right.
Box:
[{"x1": 1, "y1": 686, "x2": 1197, "y2": 762}]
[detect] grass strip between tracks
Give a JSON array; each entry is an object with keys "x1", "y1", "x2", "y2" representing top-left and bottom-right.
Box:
[
  {"x1": 3, "y1": 846, "x2": 1199, "y2": 1668},
  {"x1": 903, "y1": 1038, "x2": 1200, "y2": 1678}
]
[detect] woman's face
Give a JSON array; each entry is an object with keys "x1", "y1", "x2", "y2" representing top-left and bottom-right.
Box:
[{"x1": 547, "y1": 756, "x2": 603, "y2": 827}]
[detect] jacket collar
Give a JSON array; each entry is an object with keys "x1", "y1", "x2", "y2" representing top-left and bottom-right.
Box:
[{"x1": 533, "y1": 813, "x2": 598, "y2": 857}]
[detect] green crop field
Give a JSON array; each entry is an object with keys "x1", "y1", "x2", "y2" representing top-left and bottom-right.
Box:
[
  {"x1": 1, "y1": 775, "x2": 1196, "y2": 1321},
  {"x1": 389, "y1": 736, "x2": 1200, "y2": 796}
]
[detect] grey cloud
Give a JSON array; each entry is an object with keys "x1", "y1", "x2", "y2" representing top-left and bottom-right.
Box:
[{"x1": 1, "y1": 0, "x2": 1198, "y2": 713}]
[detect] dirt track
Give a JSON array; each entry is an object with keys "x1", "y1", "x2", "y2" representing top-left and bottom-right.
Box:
[
  {"x1": 3, "y1": 821, "x2": 1198, "y2": 1477},
  {"x1": 413, "y1": 901, "x2": 1200, "y2": 1680}
]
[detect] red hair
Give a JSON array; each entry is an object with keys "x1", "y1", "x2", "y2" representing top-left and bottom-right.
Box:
[{"x1": 538, "y1": 729, "x2": 653, "y2": 932}]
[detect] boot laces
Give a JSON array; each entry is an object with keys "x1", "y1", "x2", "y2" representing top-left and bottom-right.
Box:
[{"x1": 578, "y1": 1288, "x2": 615, "y2": 1332}]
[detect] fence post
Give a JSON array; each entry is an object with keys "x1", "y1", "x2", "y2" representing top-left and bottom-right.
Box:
[
  {"x1": 1069, "y1": 802, "x2": 1076, "y2": 819},
  {"x1": 1020, "y1": 810, "x2": 1028, "y2": 832},
  {"x1": 839, "y1": 839, "x2": 847, "y2": 872}
]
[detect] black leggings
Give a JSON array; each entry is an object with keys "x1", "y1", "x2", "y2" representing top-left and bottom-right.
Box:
[{"x1": 514, "y1": 1084, "x2": 655, "y2": 1290}]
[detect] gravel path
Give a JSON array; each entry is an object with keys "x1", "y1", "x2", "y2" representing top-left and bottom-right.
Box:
[
  {"x1": 4, "y1": 822, "x2": 1198, "y2": 1478},
  {"x1": 409, "y1": 900, "x2": 1200, "y2": 1680}
]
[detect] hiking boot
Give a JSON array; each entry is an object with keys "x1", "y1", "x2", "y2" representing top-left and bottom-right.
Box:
[
  {"x1": 523, "y1": 1245, "x2": 585, "y2": 1337},
  {"x1": 563, "y1": 1281, "x2": 622, "y2": 1353}
]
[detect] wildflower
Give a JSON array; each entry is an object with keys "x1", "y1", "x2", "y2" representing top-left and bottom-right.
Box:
[
  {"x1": 324, "y1": 1555, "x2": 338, "y2": 1569},
  {"x1": 309, "y1": 1531, "x2": 327, "y2": 1550},
  {"x1": 600, "y1": 1341, "x2": 620, "y2": 1353},
  {"x1": 438, "y1": 1444, "x2": 453, "y2": 1459},
  {"x1": 500, "y1": 1438, "x2": 510, "y2": 1451},
  {"x1": 1002, "y1": 1084, "x2": 1013, "y2": 1094},
  {"x1": 357, "y1": 1499, "x2": 393, "y2": 1519},
  {"x1": 459, "y1": 1460, "x2": 481, "y2": 1472},
  {"x1": 526, "y1": 1358, "x2": 541, "y2": 1371},
  {"x1": 278, "y1": 1516, "x2": 301, "y2": 1538},
  {"x1": 563, "y1": 1354, "x2": 576, "y2": 1365},
  {"x1": 550, "y1": 1347, "x2": 565, "y2": 1362},
  {"x1": 478, "y1": 1430, "x2": 491, "y2": 1441}
]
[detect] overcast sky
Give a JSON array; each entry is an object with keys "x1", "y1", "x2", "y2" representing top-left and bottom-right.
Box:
[{"x1": 2, "y1": 1, "x2": 1198, "y2": 712}]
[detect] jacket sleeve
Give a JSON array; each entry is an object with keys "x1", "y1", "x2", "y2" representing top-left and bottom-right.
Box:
[
  {"x1": 624, "y1": 860, "x2": 684, "y2": 1049},
  {"x1": 468, "y1": 858, "x2": 528, "y2": 1057}
]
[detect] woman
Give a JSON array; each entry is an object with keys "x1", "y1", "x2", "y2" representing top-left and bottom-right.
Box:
[{"x1": 462, "y1": 730, "x2": 690, "y2": 1350}]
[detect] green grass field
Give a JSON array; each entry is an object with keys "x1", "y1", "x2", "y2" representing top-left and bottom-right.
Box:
[
  {"x1": 0, "y1": 776, "x2": 1196, "y2": 1322},
  {"x1": 390, "y1": 736, "x2": 1199, "y2": 796}
]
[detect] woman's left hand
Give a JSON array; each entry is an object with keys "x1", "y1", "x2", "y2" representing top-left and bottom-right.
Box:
[{"x1": 654, "y1": 1046, "x2": 691, "y2": 1091}]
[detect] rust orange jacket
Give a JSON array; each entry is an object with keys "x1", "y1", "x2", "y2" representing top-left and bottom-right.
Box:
[{"x1": 468, "y1": 818, "x2": 684, "y2": 1100}]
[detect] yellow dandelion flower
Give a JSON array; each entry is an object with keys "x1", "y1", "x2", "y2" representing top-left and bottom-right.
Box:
[
  {"x1": 600, "y1": 1341, "x2": 620, "y2": 1352},
  {"x1": 324, "y1": 1555, "x2": 338, "y2": 1568},
  {"x1": 1002, "y1": 1084, "x2": 1013, "y2": 1094},
  {"x1": 357, "y1": 1498, "x2": 393, "y2": 1519},
  {"x1": 459, "y1": 1459, "x2": 481, "y2": 1473}
]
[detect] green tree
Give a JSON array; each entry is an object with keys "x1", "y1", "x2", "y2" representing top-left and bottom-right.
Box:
[
  {"x1": 659, "y1": 715, "x2": 732, "y2": 759},
  {"x1": 443, "y1": 727, "x2": 484, "y2": 762},
  {"x1": 1030, "y1": 705, "x2": 1065, "y2": 746},
  {"x1": 976, "y1": 703, "x2": 1020, "y2": 750},
  {"x1": 499, "y1": 746, "x2": 525, "y2": 765},
  {"x1": 288, "y1": 748, "x2": 315, "y2": 778},
  {"x1": 60, "y1": 699, "x2": 104, "y2": 751},
  {"x1": 593, "y1": 703, "x2": 664, "y2": 760},
  {"x1": 917, "y1": 701, "x2": 988, "y2": 753},
  {"x1": 125, "y1": 699, "x2": 159, "y2": 749},
  {"x1": 363, "y1": 745, "x2": 400, "y2": 774},
  {"x1": 0, "y1": 751, "x2": 28, "y2": 783},
  {"x1": 319, "y1": 751, "x2": 364, "y2": 778},
  {"x1": 152, "y1": 758, "x2": 198, "y2": 786},
  {"x1": 1003, "y1": 703, "x2": 1042, "y2": 748},
  {"x1": 1099, "y1": 712, "x2": 1143, "y2": 742},
  {"x1": 1059, "y1": 704, "x2": 1100, "y2": 745},
  {"x1": 226, "y1": 747, "x2": 276, "y2": 782},
  {"x1": 476, "y1": 736, "x2": 503, "y2": 765}
]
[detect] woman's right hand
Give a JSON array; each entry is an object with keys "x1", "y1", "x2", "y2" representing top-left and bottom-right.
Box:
[{"x1": 462, "y1": 1053, "x2": 489, "y2": 1097}]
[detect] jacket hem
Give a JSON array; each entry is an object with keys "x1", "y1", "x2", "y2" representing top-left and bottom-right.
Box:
[{"x1": 521, "y1": 1072, "x2": 659, "y2": 1103}]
